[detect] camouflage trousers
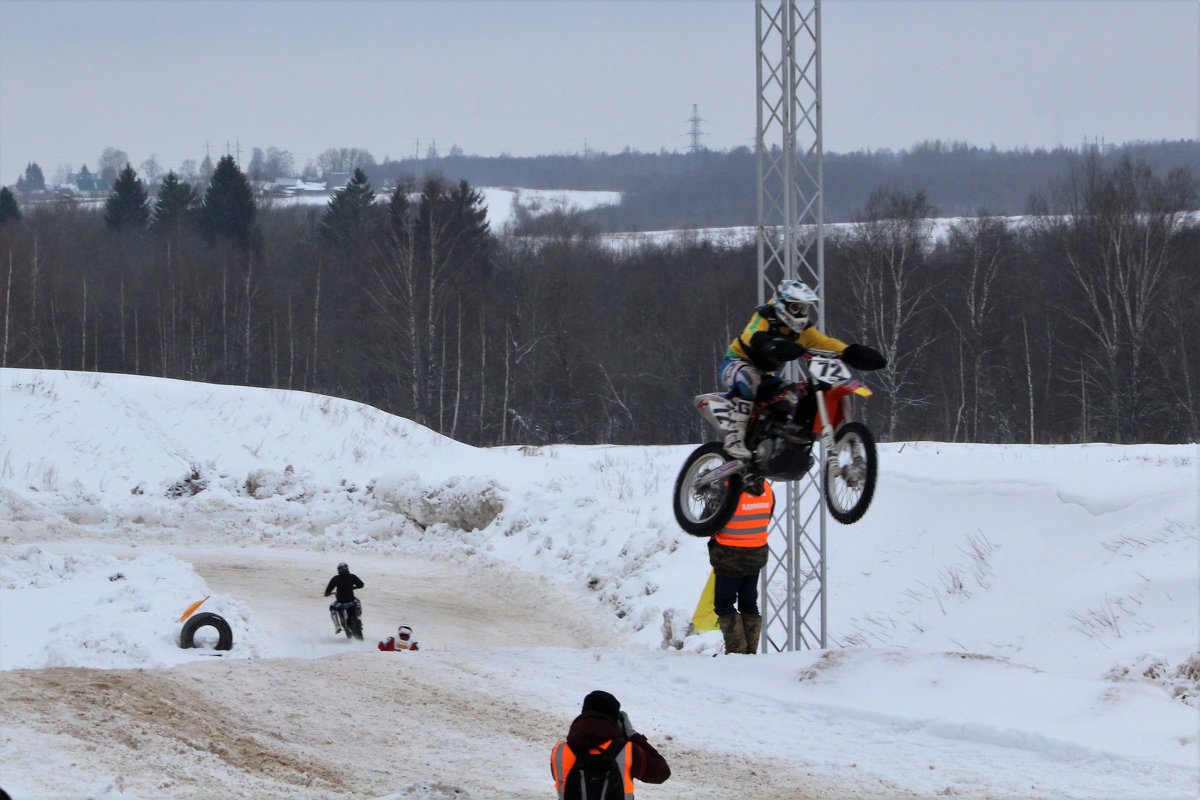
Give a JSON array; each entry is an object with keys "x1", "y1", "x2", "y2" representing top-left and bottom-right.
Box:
[{"x1": 708, "y1": 541, "x2": 768, "y2": 616}]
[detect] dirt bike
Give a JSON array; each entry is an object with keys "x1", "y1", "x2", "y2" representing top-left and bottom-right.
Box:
[
  {"x1": 673, "y1": 351, "x2": 878, "y2": 536},
  {"x1": 329, "y1": 598, "x2": 363, "y2": 640}
]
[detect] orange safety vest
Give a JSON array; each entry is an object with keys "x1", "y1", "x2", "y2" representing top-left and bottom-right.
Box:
[
  {"x1": 551, "y1": 738, "x2": 635, "y2": 799},
  {"x1": 713, "y1": 483, "x2": 775, "y2": 548}
]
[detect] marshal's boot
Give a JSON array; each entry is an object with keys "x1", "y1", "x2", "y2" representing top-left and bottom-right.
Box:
[
  {"x1": 717, "y1": 613, "x2": 747, "y2": 655},
  {"x1": 741, "y1": 613, "x2": 763, "y2": 654}
]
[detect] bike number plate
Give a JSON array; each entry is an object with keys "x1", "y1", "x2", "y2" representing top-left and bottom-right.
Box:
[{"x1": 809, "y1": 356, "x2": 851, "y2": 385}]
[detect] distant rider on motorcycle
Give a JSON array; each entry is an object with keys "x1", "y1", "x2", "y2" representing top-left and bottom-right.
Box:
[
  {"x1": 720, "y1": 279, "x2": 886, "y2": 459},
  {"x1": 325, "y1": 561, "x2": 364, "y2": 634}
]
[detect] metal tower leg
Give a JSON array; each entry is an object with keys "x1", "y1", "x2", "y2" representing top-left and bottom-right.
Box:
[{"x1": 756, "y1": 0, "x2": 826, "y2": 652}]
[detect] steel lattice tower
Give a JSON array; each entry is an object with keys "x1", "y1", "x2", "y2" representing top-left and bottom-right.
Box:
[
  {"x1": 755, "y1": 0, "x2": 826, "y2": 652},
  {"x1": 688, "y1": 104, "x2": 705, "y2": 153}
]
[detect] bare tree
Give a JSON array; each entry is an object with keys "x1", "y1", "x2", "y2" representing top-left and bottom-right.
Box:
[
  {"x1": 1036, "y1": 154, "x2": 1197, "y2": 442},
  {"x1": 1160, "y1": 267, "x2": 1200, "y2": 441},
  {"x1": 98, "y1": 147, "x2": 130, "y2": 182},
  {"x1": 370, "y1": 184, "x2": 423, "y2": 421},
  {"x1": 140, "y1": 155, "x2": 164, "y2": 186},
  {"x1": 841, "y1": 189, "x2": 939, "y2": 439},
  {"x1": 412, "y1": 178, "x2": 491, "y2": 427},
  {"x1": 266, "y1": 148, "x2": 295, "y2": 180},
  {"x1": 315, "y1": 148, "x2": 376, "y2": 178},
  {"x1": 2, "y1": 247, "x2": 12, "y2": 368},
  {"x1": 936, "y1": 215, "x2": 1017, "y2": 441}
]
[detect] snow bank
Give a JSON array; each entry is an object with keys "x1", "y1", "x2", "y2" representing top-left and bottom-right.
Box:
[{"x1": 0, "y1": 546, "x2": 259, "y2": 669}]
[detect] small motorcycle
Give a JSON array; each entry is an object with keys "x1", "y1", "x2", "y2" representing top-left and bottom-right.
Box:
[
  {"x1": 673, "y1": 351, "x2": 878, "y2": 536},
  {"x1": 330, "y1": 598, "x2": 363, "y2": 640}
]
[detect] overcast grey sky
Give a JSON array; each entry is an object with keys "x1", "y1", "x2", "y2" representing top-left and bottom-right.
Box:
[{"x1": 0, "y1": 0, "x2": 1196, "y2": 182}]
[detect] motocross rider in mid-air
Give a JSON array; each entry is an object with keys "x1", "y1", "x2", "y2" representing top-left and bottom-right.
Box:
[{"x1": 719, "y1": 279, "x2": 887, "y2": 460}]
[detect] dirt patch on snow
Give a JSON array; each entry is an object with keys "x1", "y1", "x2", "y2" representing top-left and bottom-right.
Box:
[{"x1": 0, "y1": 654, "x2": 909, "y2": 800}]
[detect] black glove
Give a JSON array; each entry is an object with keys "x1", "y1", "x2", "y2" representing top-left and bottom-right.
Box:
[
  {"x1": 618, "y1": 711, "x2": 637, "y2": 739},
  {"x1": 764, "y1": 337, "x2": 804, "y2": 363},
  {"x1": 750, "y1": 331, "x2": 804, "y2": 370},
  {"x1": 842, "y1": 344, "x2": 887, "y2": 371}
]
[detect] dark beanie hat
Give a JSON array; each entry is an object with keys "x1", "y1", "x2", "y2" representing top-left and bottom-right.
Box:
[{"x1": 581, "y1": 690, "x2": 621, "y2": 720}]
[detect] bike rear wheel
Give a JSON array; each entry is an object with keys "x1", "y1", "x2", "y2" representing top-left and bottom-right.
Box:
[
  {"x1": 335, "y1": 605, "x2": 361, "y2": 640},
  {"x1": 673, "y1": 442, "x2": 743, "y2": 537},
  {"x1": 824, "y1": 421, "x2": 877, "y2": 524}
]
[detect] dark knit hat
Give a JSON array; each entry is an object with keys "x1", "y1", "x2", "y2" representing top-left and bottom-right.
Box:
[{"x1": 581, "y1": 690, "x2": 621, "y2": 720}]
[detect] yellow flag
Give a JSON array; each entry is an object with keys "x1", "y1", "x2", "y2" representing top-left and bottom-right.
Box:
[
  {"x1": 177, "y1": 596, "x2": 210, "y2": 623},
  {"x1": 691, "y1": 571, "x2": 719, "y2": 632}
]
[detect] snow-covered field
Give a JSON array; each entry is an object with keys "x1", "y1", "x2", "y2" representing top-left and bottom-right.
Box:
[
  {"x1": 598, "y1": 217, "x2": 1030, "y2": 252},
  {"x1": 275, "y1": 186, "x2": 621, "y2": 232},
  {"x1": 0, "y1": 368, "x2": 1196, "y2": 799}
]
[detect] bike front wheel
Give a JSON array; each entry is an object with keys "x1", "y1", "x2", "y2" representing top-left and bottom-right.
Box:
[{"x1": 824, "y1": 421, "x2": 877, "y2": 525}]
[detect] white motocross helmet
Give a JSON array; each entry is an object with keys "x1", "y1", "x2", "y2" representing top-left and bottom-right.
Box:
[{"x1": 771, "y1": 279, "x2": 818, "y2": 331}]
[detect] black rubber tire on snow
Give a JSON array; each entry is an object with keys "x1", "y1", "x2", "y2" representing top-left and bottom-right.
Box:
[
  {"x1": 824, "y1": 421, "x2": 878, "y2": 525},
  {"x1": 179, "y1": 612, "x2": 233, "y2": 650},
  {"x1": 673, "y1": 442, "x2": 743, "y2": 537}
]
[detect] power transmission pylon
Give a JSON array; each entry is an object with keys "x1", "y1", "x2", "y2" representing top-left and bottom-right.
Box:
[
  {"x1": 755, "y1": 0, "x2": 826, "y2": 652},
  {"x1": 688, "y1": 104, "x2": 706, "y2": 153}
]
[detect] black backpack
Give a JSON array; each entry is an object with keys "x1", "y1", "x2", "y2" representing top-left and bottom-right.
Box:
[{"x1": 564, "y1": 737, "x2": 629, "y2": 800}]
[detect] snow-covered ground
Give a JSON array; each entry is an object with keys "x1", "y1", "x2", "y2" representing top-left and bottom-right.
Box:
[{"x1": 0, "y1": 368, "x2": 1196, "y2": 799}]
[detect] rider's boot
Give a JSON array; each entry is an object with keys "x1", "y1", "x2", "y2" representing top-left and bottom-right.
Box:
[
  {"x1": 723, "y1": 406, "x2": 752, "y2": 460},
  {"x1": 741, "y1": 613, "x2": 763, "y2": 654},
  {"x1": 717, "y1": 613, "x2": 748, "y2": 655},
  {"x1": 330, "y1": 609, "x2": 342, "y2": 634}
]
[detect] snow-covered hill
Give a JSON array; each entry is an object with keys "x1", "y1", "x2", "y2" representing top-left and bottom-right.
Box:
[{"x1": 0, "y1": 368, "x2": 1196, "y2": 799}]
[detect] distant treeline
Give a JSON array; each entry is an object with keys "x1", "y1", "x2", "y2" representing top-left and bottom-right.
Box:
[
  {"x1": 0, "y1": 150, "x2": 1196, "y2": 448},
  {"x1": 371, "y1": 139, "x2": 1200, "y2": 229}
]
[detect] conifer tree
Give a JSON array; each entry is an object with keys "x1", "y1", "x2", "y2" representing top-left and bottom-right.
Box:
[
  {"x1": 0, "y1": 187, "x2": 21, "y2": 223},
  {"x1": 198, "y1": 154, "x2": 215, "y2": 187},
  {"x1": 448, "y1": 179, "x2": 491, "y2": 259},
  {"x1": 103, "y1": 164, "x2": 150, "y2": 232},
  {"x1": 23, "y1": 162, "x2": 45, "y2": 191},
  {"x1": 151, "y1": 171, "x2": 197, "y2": 235},
  {"x1": 199, "y1": 155, "x2": 257, "y2": 247},
  {"x1": 319, "y1": 167, "x2": 377, "y2": 244}
]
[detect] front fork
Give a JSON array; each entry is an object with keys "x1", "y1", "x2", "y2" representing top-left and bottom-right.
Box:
[
  {"x1": 694, "y1": 456, "x2": 747, "y2": 491},
  {"x1": 814, "y1": 388, "x2": 836, "y2": 470},
  {"x1": 814, "y1": 391, "x2": 859, "y2": 480}
]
